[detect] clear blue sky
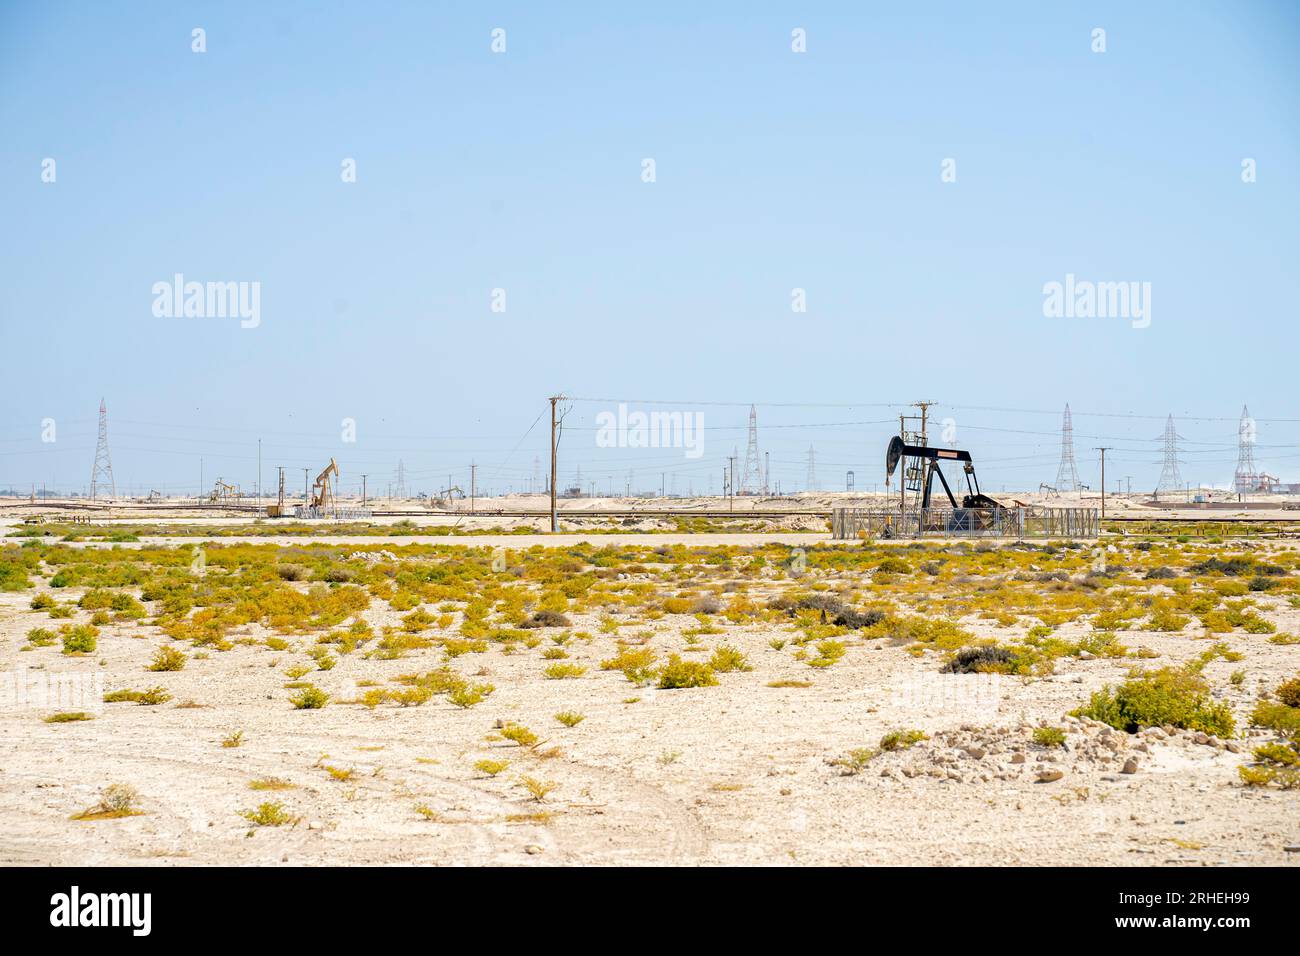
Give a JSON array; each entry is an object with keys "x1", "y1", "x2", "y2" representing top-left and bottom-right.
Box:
[{"x1": 2, "y1": 1, "x2": 1297, "y2": 497}]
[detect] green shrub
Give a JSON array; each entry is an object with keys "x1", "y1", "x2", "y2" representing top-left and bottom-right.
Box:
[
  {"x1": 600, "y1": 646, "x2": 658, "y2": 684},
  {"x1": 0, "y1": 557, "x2": 33, "y2": 591},
  {"x1": 875, "y1": 557, "x2": 912, "y2": 575},
  {"x1": 543, "y1": 662, "x2": 586, "y2": 680},
  {"x1": 240, "y1": 801, "x2": 296, "y2": 826},
  {"x1": 1072, "y1": 667, "x2": 1235, "y2": 736},
  {"x1": 1239, "y1": 676, "x2": 1300, "y2": 789},
  {"x1": 448, "y1": 682, "x2": 493, "y2": 708},
  {"x1": 942, "y1": 645, "x2": 1019, "y2": 674},
  {"x1": 707, "y1": 643, "x2": 752, "y2": 673},
  {"x1": 147, "y1": 645, "x2": 186, "y2": 671},
  {"x1": 879, "y1": 728, "x2": 927, "y2": 752},
  {"x1": 832, "y1": 748, "x2": 879, "y2": 774},
  {"x1": 1274, "y1": 677, "x2": 1300, "y2": 709},
  {"x1": 657, "y1": 654, "x2": 717, "y2": 689},
  {"x1": 807, "y1": 639, "x2": 847, "y2": 669},
  {"x1": 26, "y1": 627, "x2": 57, "y2": 647},
  {"x1": 1033, "y1": 726, "x2": 1067, "y2": 748},
  {"x1": 60, "y1": 624, "x2": 98, "y2": 655},
  {"x1": 501, "y1": 723, "x2": 538, "y2": 747},
  {"x1": 104, "y1": 686, "x2": 172, "y2": 706},
  {"x1": 290, "y1": 684, "x2": 330, "y2": 709}
]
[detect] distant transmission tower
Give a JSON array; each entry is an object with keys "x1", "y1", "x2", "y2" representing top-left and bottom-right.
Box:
[
  {"x1": 1233, "y1": 405, "x2": 1257, "y2": 493},
  {"x1": 740, "y1": 404, "x2": 762, "y2": 494},
  {"x1": 1155, "y1": 414, "x2": 1184, "y2": 492},
  {"x1": 90, "y1": 398, "x2": 116, "y2": 499},
  {"x1": 805, "y1": 445, "x2": 817, "y2": 491},
  {"x1": 1054, "y1": 403, "x2": 1080, "y2": 492},
  {"x1": 394, "y1": 459, "x2": 407, "y2": 499},
  {"x1": 532, "y1": 456, "x2": 542, "y2": 495}
]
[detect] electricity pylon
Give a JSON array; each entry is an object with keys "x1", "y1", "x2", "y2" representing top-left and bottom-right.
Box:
[
  {"x1": 1054, "y1": 403, "x2": 1080, "y2": 492},
  {"x1": 740, "y1": 404, "x2": 762, "y2": 494},
  {"x1": 90, "y1": 398, "x2": 116, "y2": 499},
  {"x1": 1155, "y1": 414, "x2": 1184, "y2": 492}
]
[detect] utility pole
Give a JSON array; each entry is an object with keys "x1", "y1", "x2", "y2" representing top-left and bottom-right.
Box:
[
  {"x1": 1094, "y1": 447, "x2": 1111, "y2": 519},
  {"x1": 303, "y1": 468, "x2": 310, "y2": 506},
  {"x1": 200, "y1": 457, "x2": 203, "y2": 501},
  {"x1": 361, "y1": 474, "x2": 367, "y2": 506},
  {"x1": 470, "y1": 461, "x2": 477, "y2": 513},
  {"x1": 549, "y1": 395, "x2": 563, "y2": 533},
  {"x1": 257, "y1": 438, "x2": 262, "y2": 503}
]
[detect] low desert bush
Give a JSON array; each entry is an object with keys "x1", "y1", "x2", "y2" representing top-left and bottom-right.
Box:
[
  {"x1": 1072, "y1": 667, "x2": 1234, "y2": 736},
  {"x1": 60, "y1": 623, "x2": 98, "y2": 655},
  {"x1": 1033, "y1": 726, "x2": 1067, "y2": 748},
  {"x1": 1238, "y1": 674, "x2": 1300, "y2": 789},
  {"x1": 146, "y1": 645, "x2": 186, "y2": 671},
  {"x1": 707, "y1": 643, "x2": 751, "y2": 673},
  {"x1": 879, "y1": 728, "x2": 927, "y2": 752},
  {"x1": 73, "y1": 784, "x2": 143, "y2": 820},
  {"x1": 240, "y1": 801, "x2": 296, "y2": 826},
  {"x1": 501, "y1": 723, "x2": 539, "y2": 748},
  {"x1": 657, "y1": 654, "x2": 717, "y2": 689},
  {"x1": 600, "y1": 646, "x2": 658, "y2": 684},
  {"x1": 518, "y1": 776, "x2": 557, "y2": 802},
  {"x1": 290, "y1": 684, "x2": 330, "y2": 709},
  {"x1": 520, "y1": 610, "x2": 572, "y2": 629},
  {"x1": 543, "y1": 662, "x2": 586, "y2": 680}
]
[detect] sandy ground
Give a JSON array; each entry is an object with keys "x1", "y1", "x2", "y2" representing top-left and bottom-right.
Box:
[
  {"x1": 2, "y1": 540, "x2": 1297, "y2": 867},
  {"x1": 5, "y1": 490, "x2": 1300, "y2": 524}
]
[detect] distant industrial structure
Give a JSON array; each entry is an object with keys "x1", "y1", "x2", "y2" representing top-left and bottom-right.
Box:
[
  {"x1": 1231, "y1": 405, "x2": 1299, "y2": 493},
  {"x1": 1155, "y1": 414, "x2": 1184, "y2": 493},
  {"x1": 1054, "y1": 403, "x2": 1080, "y2": 492},
  {"x1": 89, "y1": 398, "x2": 115, "y2": 500}
]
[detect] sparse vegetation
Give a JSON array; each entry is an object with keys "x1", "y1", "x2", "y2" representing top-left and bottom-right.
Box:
[
  {"x1": 1072, "y1": 666, "x2": 1235, "y2": 737},
  {"x1": 290, "y1": 684, "x2": 330, "y2": 709},
  {"x1": 1033, "y1": 726, "x2": 1067, "y2": 748},
  {"x1": 72, "y1": 784, "x2": 143, "y2": 820},
  {"x1": 147, "y1": 645, "x2": 186, "y2": 671},
  {"x1": 501, "y1": 723, "x2": 539, "y2": 748},
  {"x1": 240, "y1": 801, "x2": 297, "y2": 826},
  {"x1": 657, "y1": 654, "x2": 718, "y2": 689},
  {"x1": 518, "y1": 776, "x2": 557, "y2": 801}
]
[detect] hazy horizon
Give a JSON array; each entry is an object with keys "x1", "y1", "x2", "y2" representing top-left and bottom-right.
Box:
[{"x1": 4, "y1": 2, "x2": 1298, "y2": 497}]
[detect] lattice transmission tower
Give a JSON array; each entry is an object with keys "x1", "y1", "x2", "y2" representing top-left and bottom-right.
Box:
[
  {"x1": 1232, "y1": 405, "x2": 1257, "y2": 493},
  {"x1": 740, "y1": 404, "x2": 762, "y2": 494},
  {"x1": 1155, "y1": 414, "x2": 1184, "y2": 492},
  {"x1": 805, "y1": 445, "x2": 817, "y2": 491},
  {"x1": 394, "y1": 459, "x2": 407, "y2": 499},
  {"x1": 1054, "y1": 403, "x2": 1080, "y2": 492},
  {"x1": 90, "y1": 398, "x2": 116, "y2": 500}
]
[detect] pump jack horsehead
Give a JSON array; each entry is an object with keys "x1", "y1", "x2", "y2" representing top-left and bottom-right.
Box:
[
  {"x1": 885, "y1": 435, "x2": 1009, "y2": 532},
  {"x1": 312, "y1": 458, "x2": 339, "y2": 514}
]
